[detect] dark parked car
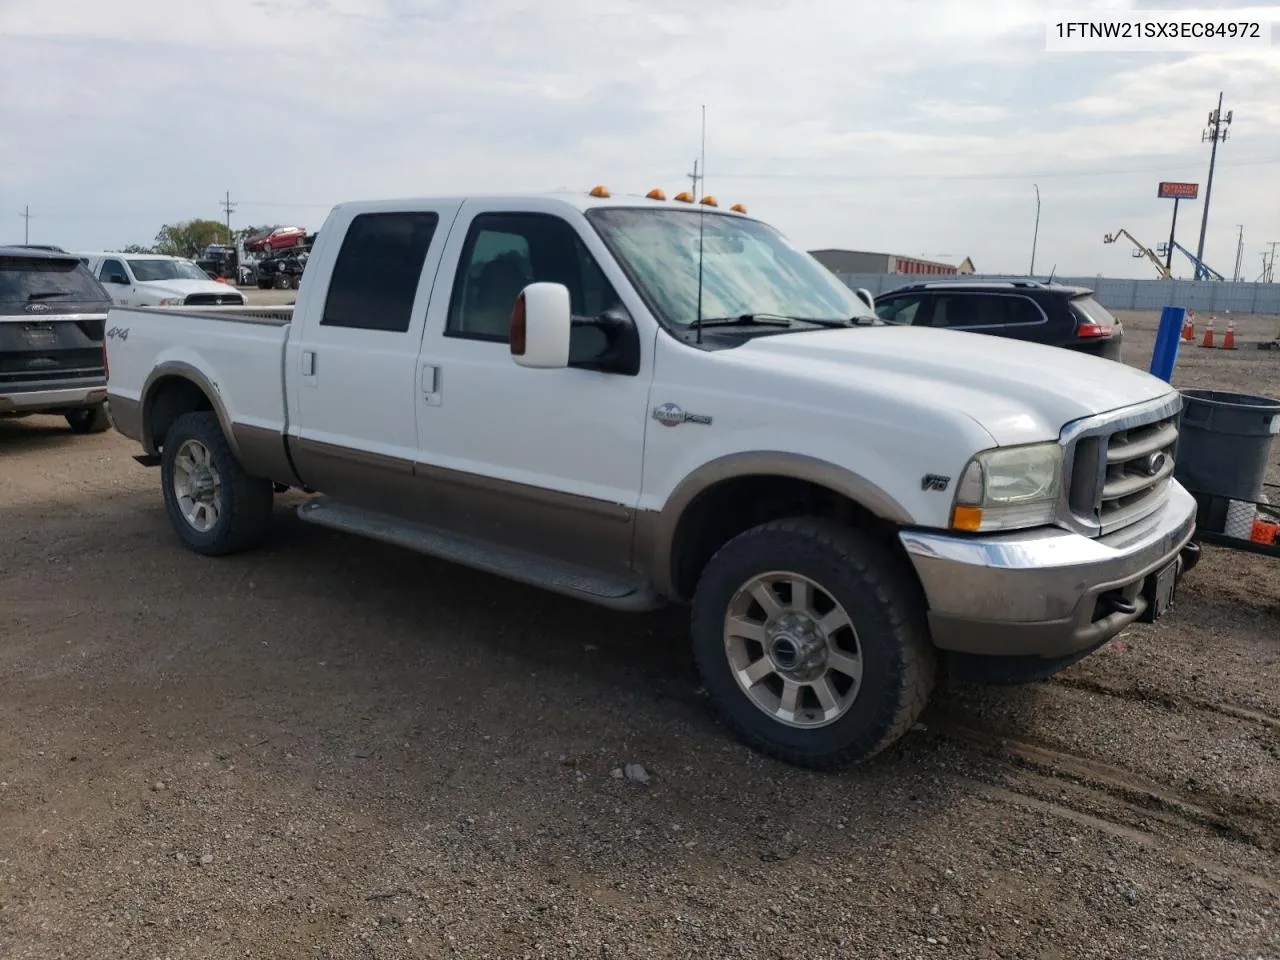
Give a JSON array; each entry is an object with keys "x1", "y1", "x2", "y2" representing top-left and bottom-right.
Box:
[
  {"x1": 0, "y1": 246, "x2": 113, "y2": 434},
  {"x1": 872, "y1": 279, "x2": 1124, "y2": 361}
]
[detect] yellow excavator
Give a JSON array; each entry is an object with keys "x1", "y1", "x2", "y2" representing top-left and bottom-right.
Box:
[{"x1": 1103, "y1": 229, "x2": 1172, "y2": 279}]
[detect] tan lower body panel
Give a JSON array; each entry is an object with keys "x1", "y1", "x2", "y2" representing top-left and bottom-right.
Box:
[{"x1": 289, "y1": 438, "x2": 637, "y2": 577}]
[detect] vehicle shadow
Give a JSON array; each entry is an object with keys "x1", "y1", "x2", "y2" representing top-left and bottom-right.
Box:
[
  {"x1": 6, "y1": 492, "x2": 985, "y2": 882},
  {"x1": 0, "y1": 415, "x2": 82, "y2": 453}
]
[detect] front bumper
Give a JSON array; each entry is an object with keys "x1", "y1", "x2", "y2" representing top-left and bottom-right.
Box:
[
  {"x1": 0, "y1": 383, "x2": 108, "y2": 414},
  {"x1": 899, "y1": 480, "x2": 1198, "y2": 658}
]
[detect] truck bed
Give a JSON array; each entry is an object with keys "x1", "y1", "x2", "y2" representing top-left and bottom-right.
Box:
[{"x1": 105, "y1": 304, "x2": 294, "y2": 444}]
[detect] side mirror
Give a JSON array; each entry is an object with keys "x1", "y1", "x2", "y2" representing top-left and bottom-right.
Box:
[
  {"x1": 855, "y1": 288, "x2": 875, "y2": 309},
  {"x1": 511, "y1": 282, "x2": 570, "y2": 369},
  {"x1": 105, "y1": 274, "x2": 129, "y2": 285}
]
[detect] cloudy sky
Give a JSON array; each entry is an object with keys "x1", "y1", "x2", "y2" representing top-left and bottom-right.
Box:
[{"x1": 2, "y1": 0, "x2": 1278, "y2": 279}]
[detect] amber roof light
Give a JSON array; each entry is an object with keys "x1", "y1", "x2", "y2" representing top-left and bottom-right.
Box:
[
  {"x1": 673, "y1": 191, "x2": 693, "y2": 203},
  {"x1": 646, "y1": 188, "x2": 667, "y2": 200},
  {"x1": 699, "y1": 195, "x2": 718, "y2": 207},
  {"x1": 589, "y1": 185, "x2": 610, "y2": 198},
  {"x1": 730, "y1": 203, "x2": 747, "y2": 213}
]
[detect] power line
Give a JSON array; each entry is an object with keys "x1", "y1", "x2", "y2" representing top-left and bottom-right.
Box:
[{"x1": 19, "y1": 205, "x2": 33, "y2": 244}]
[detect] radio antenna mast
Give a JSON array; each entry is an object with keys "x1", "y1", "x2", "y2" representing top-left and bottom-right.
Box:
[{"x1": 695, "y1": 105, "x2": 707, "y2": 345}]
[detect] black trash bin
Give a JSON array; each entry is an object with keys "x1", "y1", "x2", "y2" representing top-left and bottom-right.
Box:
[{"x1": 1173, "y1": 388, "x2": 1280, "y2": 503}]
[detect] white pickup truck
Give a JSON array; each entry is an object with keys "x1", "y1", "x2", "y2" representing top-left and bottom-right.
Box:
[{"x1": 104, "y1": 188, "x2": 1200, "y2": 769}]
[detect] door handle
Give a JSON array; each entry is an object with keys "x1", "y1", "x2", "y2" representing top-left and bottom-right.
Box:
[
  {"x1": 301, "y1": 349, "x2": 316, "y2": 377},
  {"x1": 420, "y1": 364, "x2": 441, "y2": 406}
]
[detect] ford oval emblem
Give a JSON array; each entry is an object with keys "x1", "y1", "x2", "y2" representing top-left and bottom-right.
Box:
[
  {"x1": 1144, "y1": 452, "x2": 1167, "y2": 476},
  {"x1": 24, "y1": 303, "x2": 51, "y2": 313}
]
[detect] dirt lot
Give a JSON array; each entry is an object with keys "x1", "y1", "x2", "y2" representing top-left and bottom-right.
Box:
[{"x1": 1, "y1": 303, "x2": 1276, "y2": 959}]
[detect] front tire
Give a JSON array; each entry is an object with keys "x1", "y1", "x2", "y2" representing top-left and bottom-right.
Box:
[
  {"x1": 65, "y1": 403, "x2": 111, "y2": 434},
  {"x1": 691, "y1": 518, "x2": 937, "y2": 770},
  {"x1": 160, "y1": 411, "x2": 273, "y2": 556}
]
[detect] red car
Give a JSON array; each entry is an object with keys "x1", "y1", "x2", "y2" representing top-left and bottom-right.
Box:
[{"x1": 243, "y1": 226, "x2": 308, "y2": 254}]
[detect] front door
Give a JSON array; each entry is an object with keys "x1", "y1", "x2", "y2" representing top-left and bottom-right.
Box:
[
  {"x1": 412, "y1": 201, "x2": 653, "y2": 575},
  {"x1": 97, "y1": 258, "x2": 133, "y2": 306}
]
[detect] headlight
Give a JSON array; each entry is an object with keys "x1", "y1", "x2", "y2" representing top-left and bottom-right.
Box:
[
  {"x1": 158, "y1": 297, "x2": 184, "y2": 306},
  {"x1": 951, "y1": 442, "x2": 1062, "y2": 532}
]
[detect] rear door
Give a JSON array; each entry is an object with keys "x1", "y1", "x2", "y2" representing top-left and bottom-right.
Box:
[
  {"x1": 284, "y1": 202, "x2": 462, "y2": 507},
  {"x1": 928, "y1": 292, "x2": 1050, "y2": 344}
]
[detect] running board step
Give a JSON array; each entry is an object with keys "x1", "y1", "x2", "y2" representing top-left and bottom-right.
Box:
[{"x1": 296, "y1": 497, "x2": 663, "y2": 612}]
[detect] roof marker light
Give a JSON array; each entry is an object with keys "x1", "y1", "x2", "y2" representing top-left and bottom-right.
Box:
[
  {"x1": 646, "y1": 188, "x2": 666, "y2": 200},
  {"x1": 699, "y1": 195, "x2": 718, "y2": 207},
  {"x1": 589, "y1": 185, "x2": 610, "y2": 198},
  {"x1": 673, "y1": 191, "x2": 693, "y2": 203},
  {"x1": 730, "y1": 203, "x2": 747, "y2": 213}
]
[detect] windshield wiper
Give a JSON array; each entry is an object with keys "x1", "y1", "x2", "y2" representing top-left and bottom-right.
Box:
[
  {"x1": 26, "y1": 291, "x2": 73, "y2": 300},
  {"x1": 688, "y1": 313, "x2": 795, "y2": 330}
]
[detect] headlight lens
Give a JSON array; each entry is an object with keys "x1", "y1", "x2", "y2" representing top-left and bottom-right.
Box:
[
  {"x1": 158, "y1": 297, "x2": 184, "y2": 306},
  {"x1": 951, "y1": 443, "x2": 1062, "y2": 532}
]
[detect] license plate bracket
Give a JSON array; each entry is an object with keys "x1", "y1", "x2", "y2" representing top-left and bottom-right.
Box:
[
  {"x1": 22, "y1": 324, "x2": 57, "y2": 349},
  {"x1": 1140, "y1": 559, "x2": 1179, "y2": 622}
]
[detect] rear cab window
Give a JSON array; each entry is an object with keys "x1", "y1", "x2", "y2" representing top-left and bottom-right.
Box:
[{"x1": 321, "y1": 212, "x2": 440, "y2": 333}]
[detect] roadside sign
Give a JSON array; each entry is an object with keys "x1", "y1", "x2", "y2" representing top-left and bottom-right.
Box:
[{"x1": 1158, "y1": 181, "x2": 1199, "y2": 200}]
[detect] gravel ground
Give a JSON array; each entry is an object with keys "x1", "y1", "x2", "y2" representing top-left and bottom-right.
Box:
[{"x1": 0, "y1": 302, "x2": 1276, "y2": 959}]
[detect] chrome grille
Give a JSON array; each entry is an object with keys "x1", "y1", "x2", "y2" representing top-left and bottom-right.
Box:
[
  {"x1": 1061, "y1": 395, "x2": 1182, "y2": 537},
  {"x1": 184, "y1": 292, "x2": 244, "y2": 306}
]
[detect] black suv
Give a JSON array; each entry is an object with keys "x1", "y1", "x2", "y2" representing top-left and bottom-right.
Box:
[
  {"x1": 872, "y1": 279, "x2": 1124, "y2": 361},
  {"x1": 0, "y1": 246, "x2": 113, "y2": 434}
]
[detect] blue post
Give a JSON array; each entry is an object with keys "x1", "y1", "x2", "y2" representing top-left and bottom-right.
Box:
[{"x1": 1149, "y1": 305, "x2": 1186, "y2": 382}]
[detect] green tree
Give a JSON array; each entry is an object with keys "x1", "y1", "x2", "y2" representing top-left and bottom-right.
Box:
[
  {"x1": 118, "y1": 243, "x2": 155, "y2": 254},
  {"x1": 152, "y1": 219, "x2": 230, "y2": 258}
]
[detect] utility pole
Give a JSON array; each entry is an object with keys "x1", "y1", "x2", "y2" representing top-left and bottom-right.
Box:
[
  {"x1": 20, "y1": 205, "x2": 32, "y2": 244},
  {"x1": 1030, "y1": 184, "x2": 1040, "y2": 276},
  {"x1": 1233, "y1": 225, "x2": 1244, "y2": 281},
  {"x1": 220, "y1": 191, "x2": 236, "y2": 245},
  {"x1": 686, "y1": 105, "x2": 707, "y2": 201},
  {"x1": 1266, "y1": 241, "x2": 1279, "y2": 283},
  {"x1": 1195, "y1": 91, "x2": 1232, "y2": 276}
]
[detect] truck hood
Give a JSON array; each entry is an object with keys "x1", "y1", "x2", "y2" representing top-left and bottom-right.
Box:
[
  {"x1": 136, "y1": 279, "x2": 234, "y2": 296},
  {"x1": 732, "y1": 325, "x2": 1176, "y2": 446}
]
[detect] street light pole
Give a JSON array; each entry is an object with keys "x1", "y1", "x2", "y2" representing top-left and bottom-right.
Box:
[{"x1": 1030, "y1": 184, "x2": 1041, "y2": 277}]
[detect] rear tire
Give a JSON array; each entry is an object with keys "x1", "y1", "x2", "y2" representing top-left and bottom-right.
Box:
[
  {"x1": 65, "y1": 403, "x2": 111, "y2": 435},
  {"x1": 691, "y1": 517, "x2": 937, "y2": 770},
  {"x1": 160, "y1": 411, "x2": 273, "y2": 556}
]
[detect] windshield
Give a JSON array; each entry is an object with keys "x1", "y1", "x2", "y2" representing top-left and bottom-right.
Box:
[
  {"x1": 586, "y1": 208, "x2": 872, "y2": 329},
  {"x1": 0, "y1": 256, "x2": 110, "y2": 303},
  {"x1": 127, "y1": 258, "x2": 211, "y2": 282}
]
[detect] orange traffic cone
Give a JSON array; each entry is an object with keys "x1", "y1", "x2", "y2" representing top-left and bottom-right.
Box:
[
  {"x1": 1223, "y1": 319, "x2": 1237, "y2": 350},
  {"x1": 1181, "y1": 315, "x2": 1195, "y2": 341},
  {"x1": 1200, "y1": 316, "x2": 1215, "y2": 348}
]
